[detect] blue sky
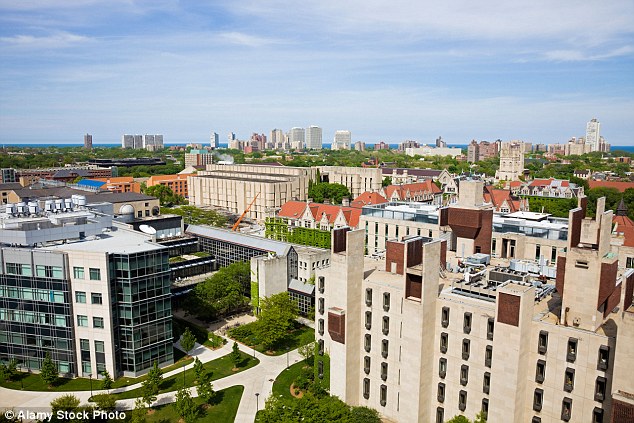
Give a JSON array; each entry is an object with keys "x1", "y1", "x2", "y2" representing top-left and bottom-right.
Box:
[{"x1": 1, "y1": 1, "x2": 633, "y2": 145}]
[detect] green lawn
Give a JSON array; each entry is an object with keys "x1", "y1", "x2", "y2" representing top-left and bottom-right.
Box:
[
  {"x1": 114, "y1": 351, "x2": 258, "y2": 400},
  {"x1": 0, "y1": 348, "x2": 193, "y2": 392},
  {"x1": 229, "y1": 322, "x2": 314, "y2": 356},
  {"x1": 132, "y1": 385, "x2": 243, "y2": 422},
  {"x1": 271, "y1": 360, "x2": 307, "y2": 400}
]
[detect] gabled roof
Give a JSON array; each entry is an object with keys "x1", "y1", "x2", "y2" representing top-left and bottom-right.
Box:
[
  {"x1": 483, "y1": 187, "x2": 520, "y2": 212},
  {"x1": 383, "y1": 180, "x2": 441, "y2": 200},
  {"x1": 350, "y1": 191, "x2": 388, "y2": 208},
  {"x1": 278, "y1": 201, "x2": 362, "y2": 228}
]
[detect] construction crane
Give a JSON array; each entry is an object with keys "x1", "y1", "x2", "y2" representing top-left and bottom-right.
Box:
[{"x1": 232, "y1": 193, "x2": 260, "y2": 231}]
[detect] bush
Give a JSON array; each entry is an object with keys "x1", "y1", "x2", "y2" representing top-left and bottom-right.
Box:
[
  {"x1": 207, "y1": 332, "x2": 226, "y2": 349},
  {"x1": 228, "y1": 323, "x2": 258, "y2": 344}
]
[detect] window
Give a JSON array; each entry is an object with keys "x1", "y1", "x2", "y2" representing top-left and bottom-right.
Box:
[
  {"x1": 575, "y1": 260, "x2": 589, "y2": 269},
  {"x1": 318, "y1": 298, "x2": 324, "y2": 315},
  {"x1": 483, "y1": 372, "x2": 490, "y2": 394},
  {"x1": 364, "y1": 356, "x2": 371, "y2": 374},
  {"x1": 567, "y1": 338, "x2": 578, "y2": 363},
  {"x1": 365, "y1": 288, "x2": 373, "y2": 306},
  {"x1": 382, "y1": 316, "x2": 389, "y2": 335},
  {"x1": 383, "y1": 292, "x2": 390, "y2": 311},
  {"x1": 364, "y1": 334, "x2": 371, "y2": 352},
  {"x1": 440, "y1": 332, "x2": 448, "y2": 354},
  {"x1": 75, "y1": 291, "x2": 86, "y2": 304},
  {"x1": 627, "y1": 257, "x2": 634, "y2": 269},
  {"x1": 318, "y1": 360, "x2": 324, "y2": 379},
  {"x1": 538, "y1": 331, "x2": 548, "y2": 354},
  {"x1": 439, "y1": 358, "x2": 447, "y2": 378},
  {"x1": 318, "y1": 276, "x2": 325, "y2": 294},
  {"x1": 460, "y1": 364, "x2": 469, "y2": 386},
  {"x1": 73, "y1": 267, "x2": 85, "y2": 279},
  {"x1": 463, "y1": 312, "x2": 472, "y2": 334},
  {"x1": 436, "y1": 408, "x2": 444, "y2": 423},
  {"x1": 89, "y1": 268, "x2": 101, "y2": 281},
  {"x1": 381, "y1": 339, "x2": 389, "y2": 358},
  {"x1": 441, "y1": 306, "x2": 450, "y2": 328},
  {"x1": 77, "y1": 315, "x2": 88, "y2": 327},
  {"x1": 318, "y1": 319, "x2": 324, "y2": 336},
  {"x1": 462, "y1": 338, "x2": 470, "y2": 360},
  {"x1": 365, "y1": 311, "x2": 372, "y2": 330},
  {"x1": 533, "y1": 388, "x2": 544, "y2": 411},
  {"x1": 561, "y1": 397, "x2": 572, "y2": 422},
  {"x1": 363, "y1": 378, "x2": 370, "y2": 399},
  {"x1": 318, "y1": 339, "x2": 324, "y2": 355},
  {"x1": 437, "y1": 382, "x2": 445, "y2": 403},
  {"x1": 380, "y1": 362, "x2": 388, "y2": 381},
  {"x1": 564, "y1": 367, "x2": 575, "y2": 392},
  {"x1": 380, "y1": 384, "x2": 387, "y2": 406},
  {"x1": 91, "y1": 293, "x2": 103, "y2": 305},
  {"x1": 485, "y1": 345, "x2": 492, "y2": 368},
  {"x1": 487, "y1": 317, "x2": 494, "y2": 340},
  {"x1": 458, "y1": 390, "x2": 467, "y2": 412},
  {"x1": 532, "y1": 418, "x2": 541, "y2": 423},
  {"x1": 595, "y1": 377, "x2": 606, "y2": 402},
  {"x1": 80, "y1": 338, "x2": 90, "y2": 351},
  {"x1": 592, "y1": 407, "x2": 604, "y2": 423},
  {"x1": 535, "y1": 360, "x2": 546, "y2": 384},
  {"x1": 93, "y1": 317, "x2": 104, "y2": 328},
  {"x1": 481, "y1": 398, "x2": 489, "y2": 418},
  {"x1": 94, "y1": 341, "x2": 105, "y2": 353},
  {"x1": 597, "y1": 345, "x2": 609, "y2": 371}
]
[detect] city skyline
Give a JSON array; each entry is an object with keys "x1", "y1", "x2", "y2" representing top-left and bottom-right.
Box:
[{"x1": 1, "y1": 1, "x2": 633, "y2": 145}]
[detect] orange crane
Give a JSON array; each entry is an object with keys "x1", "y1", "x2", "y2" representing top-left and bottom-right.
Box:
[{"x1": 232, "y1": 193, "x2": 260, "y2": 231}]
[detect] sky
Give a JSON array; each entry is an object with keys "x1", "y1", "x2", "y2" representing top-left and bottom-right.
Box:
[{"x1": 1, "y1": 1, "x2": 633, "y2": 145}]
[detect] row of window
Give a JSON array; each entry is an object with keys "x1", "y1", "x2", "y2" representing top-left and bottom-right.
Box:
[
  {"x1": 441, "y1": 307, "x2": 494, "y2": 340},
  {"x1": 362, "y1": 379, "x2": 388, "y2": 406},
  {"x1": 364, "y1": 311, "x2": 390, "y2": 335},
  {"x1": 365, "y1": 288, "x2": 390, "y2": 311},
  {"x1": 73, "y1": 266, "x2": 101, "y2": 281},
  {"x1": 0, "y1": 286, "x2": 65, "y2": 303},
  {"x1": 439, "y1": 333, "x2": 492, "y2": 367},
  {"x1": 0, "y1": 332, "x2": 71, "y2": 350},
  {"x1": 77, "y1": 315, "x2": 105, "y2": 328},
  {"x1": 0, "y1": 308, "x2": 68, "y2": 327},
  {"x1": 80, "y1": 338, "x2": 105, "y2": 353},
  {"x1": 438, "y1": 357, "x2": 491, "y2": 392},
  {"x1": 364, "y1": 334, "x2": 389, "y2": 358},
  {"x1": 5, "y1": 263, "x2": 65, "y2": 279},
  {"x1": 75, "y1": 291, "x2": 103, "y2": 305},
  {"x1": 538, "y1": 331, "x2": 610, "y2": 370},
  {"x1": 362, "y1": 356, "x2": 388, "y2": 381}
]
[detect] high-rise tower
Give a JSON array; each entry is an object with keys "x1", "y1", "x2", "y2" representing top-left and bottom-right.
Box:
[{"x1": 306, "y1": 125, "x2": 323, "y2": 150}]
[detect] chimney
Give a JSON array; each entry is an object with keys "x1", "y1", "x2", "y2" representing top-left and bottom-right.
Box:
[{"x1": 342, "y1": 197, "x2": 350, "y2": 207}]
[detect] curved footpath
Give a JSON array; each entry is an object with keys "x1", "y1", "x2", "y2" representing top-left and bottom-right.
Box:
[{"x1": 0, "y1": 335, "x2": 303, "y2": 423}]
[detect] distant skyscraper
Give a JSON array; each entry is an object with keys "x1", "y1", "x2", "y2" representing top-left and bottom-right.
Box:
[
  {"x1": 290, "y1": 127, "x2": 305, "y2": 149},
  {"x1": 122, "y1": 134, "x2": 162, "y2": 150},
  {"x1": 228, "y1": 132, "x2": 236, "y2": 141},
  {"x1": 305, "y1": 125, "x2": 322, "y2": 149},
  {"x1": 210, "y1": 132, "x2": 219, "y2": 149},
  {"x1": 271, "y1": 129, "x2": 285, "y2": 149},
  {"x1": 586, "y1": 118, "x2": 601, "y2": 151},
  {"x1": 332, "y1": 130, "x2": 351, "y2": 150},
  {"x1": 84, "y1": 133, "x2": 92, "y2": 149}
]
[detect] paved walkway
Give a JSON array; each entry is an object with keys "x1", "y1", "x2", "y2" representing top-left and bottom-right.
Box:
[{"x1": 0, "y1": 335, "x2": 303, "y2": 423}]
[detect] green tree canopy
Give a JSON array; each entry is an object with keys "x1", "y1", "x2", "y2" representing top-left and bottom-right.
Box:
[
  {"x1": 180, "y1": 327, "x2": 196, "y2": 355},
  {"x1": 144, "y1": 184, "x2": 186, "y2": 206},
  {"x1": 175, "y1": 387, "x2": 198, "y2": 423},
  {"x1": 188, "y1": 261, "x2": 250, "y2": 320},
  {"x1": 308, "y1": 182, "x2": 351, "y2": 204},
  {"x1": 40, "y1": 353, "x2": 58, "y2": 387},
  {"x1": 255, "y1": 292, "x2": 299, "y2": 351}
]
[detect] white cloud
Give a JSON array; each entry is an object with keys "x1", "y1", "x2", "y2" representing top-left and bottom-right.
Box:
[
  {"x1": 543, "y1": 46, "x2": 634, "y2": 62},
  {"x1": 0, "y1": 31, "x2": 91, "y2": 49},
  {"x1": 217, "y1": 32, "x2": 282, "y2": 47}
]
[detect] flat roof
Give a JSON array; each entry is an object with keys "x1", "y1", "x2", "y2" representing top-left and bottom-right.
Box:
[
  {"x1": 44, "y1": 225, "x2": 164, "y2": 254},
  {"x1": 504, "y1": 211, "x2": 551, "y2": 221}
]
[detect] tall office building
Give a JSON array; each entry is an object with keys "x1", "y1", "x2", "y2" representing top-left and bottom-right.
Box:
[
  {"x1": 290, "y1": 127, "x2": 305, "y2": 150},
  {"x1": 586, "y1": 118, "x2": 601, "y2": 152},
  {"x1": 210, "y1": 132, "x2": 219, "y2": 149},
  {"x1": 306, "y1": 125, "x2": 323, "y2": 150},
  {"x1": 0, "y1": 199, "x2": 173, "y2": 378},
  {"x1": 122, "y1": 134, "x2": 161, "y2": 151},
  {"x1": 332, "y1": 130, "x2": 352, "y2": 150},
  {"x1": 271, "y1": 129, "x2": 285, "y2": 149},
  {"x1": 84, "y1": 134, "x2": 92, "y2": 150}
]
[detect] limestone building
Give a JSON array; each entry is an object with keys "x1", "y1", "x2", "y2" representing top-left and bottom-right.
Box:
[
  {"x1": 496, "y1": 141, "x2": 525, "y2": 181},
  {"x1": 318, "y1": 166, "x2": 383, "y2": 199},
  {"x1": 316, "y1": 196, "x2": 634, "y2": 422}
]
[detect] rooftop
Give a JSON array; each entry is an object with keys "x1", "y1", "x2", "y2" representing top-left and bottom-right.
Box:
[
  {"x1": 44, "y1": 223, "x2": 163, "y2": 254},
  {"x1": 186, "y1": 224, "x2": 293, "y2": 256}
]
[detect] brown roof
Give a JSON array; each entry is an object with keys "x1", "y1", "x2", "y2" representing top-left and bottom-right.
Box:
[
  {"x1": 350, "y1": 192, "x2": 388, "y2": 208},
  {"x1": 588, "y1": 180, "x2": 634, "y2": 192},
  {"x1": 278, "y1": 201, "x2": 362, "y2": 228},
  {"x1": 383, "y1": 180, "x2": 441, "y2": 201}
]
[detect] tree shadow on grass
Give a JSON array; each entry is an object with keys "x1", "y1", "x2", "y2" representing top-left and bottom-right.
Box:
[{"x1": 209, "y1": 390, "x2": 225, "y2": 406}]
